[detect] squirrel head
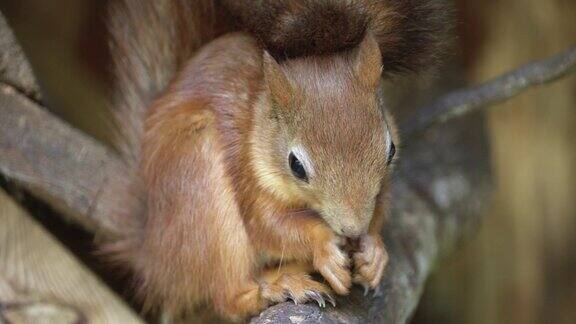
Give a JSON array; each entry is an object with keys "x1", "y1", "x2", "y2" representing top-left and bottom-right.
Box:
[{"x1": 252, "y1": 34, "x2": 397, "y2": 238}]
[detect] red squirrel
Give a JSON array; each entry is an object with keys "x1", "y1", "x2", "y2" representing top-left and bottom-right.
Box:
[{"x1": 105, "y1": 0, "x2": 450, "y2": 321}]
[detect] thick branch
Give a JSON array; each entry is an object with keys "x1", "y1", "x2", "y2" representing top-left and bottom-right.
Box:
[
  {"x1": 402, "y1": 45, "x2": 576, "y2": 136},
  {"x1": 0, "y1": 83, "x2": 127, "y2": 237},
  {"x1": 0, "y1": 62, "x2": 492, "y2": 324},
  {"x1": 0, "y1": 79, "x2": 491, "y2": 324},
  {"x1": 0, "y1": 188, "x2": 143, "y2": 323},
  {"x1": 3, "y1": 10, "x2": 574, "y2": 324},
  {"x1": 0, "y1": 11, "x2": 40, "y2": 100},
  {"x1": 251, "y1": 107, "x2": 492, "y2": 323}
]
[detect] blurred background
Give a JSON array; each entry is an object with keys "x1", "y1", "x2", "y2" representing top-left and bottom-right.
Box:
[{"x1": 0, "y1": 0, "x2": 575, "y2": 323}]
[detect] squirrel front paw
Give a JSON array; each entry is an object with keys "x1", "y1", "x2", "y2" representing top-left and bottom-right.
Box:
[
  {"x1": 352, "y1": 234, "x2": 388, "y2": 295},
  {"x1": 260, "y1": 273, "x2": 335, "y2": 308},
  {"x1": 313, "y1": 236, "x2": 352, "y2": 295}
]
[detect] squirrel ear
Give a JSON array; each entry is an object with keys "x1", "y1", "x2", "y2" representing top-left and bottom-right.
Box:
[
  {"x1": 263, "y1": 51, "x2": 294, "y2": 107},
  {"x1": 353, "y1": 33, "x2": 382, "y2": 90}
]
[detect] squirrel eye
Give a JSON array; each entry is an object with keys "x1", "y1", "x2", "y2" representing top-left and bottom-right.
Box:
[
  {"x1": 289, "y1": 152, "x2": 308, "y2": 182},
  {"x1": 387, "y1": 142, "x2": 396, "y2": 166}
]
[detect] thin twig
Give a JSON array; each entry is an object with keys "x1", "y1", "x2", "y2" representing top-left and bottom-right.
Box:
[{"x1": 402, "y1": 45, "x2": 576, "y2": 137}]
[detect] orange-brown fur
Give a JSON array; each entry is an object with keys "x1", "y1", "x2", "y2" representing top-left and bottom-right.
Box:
[
  {"x1": 105, "y1": 0, "x2": 446, "y2": 321},
  {"x1": 127, "y1": 33, "x2": 396, "y2": 320}
]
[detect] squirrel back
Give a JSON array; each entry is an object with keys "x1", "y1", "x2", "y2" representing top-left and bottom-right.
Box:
[
  {"x1": 109, "y1": 0, "x2": 232, "y2": 165},
  {"x1": 103, "y1": 0, "x2": 233, "y2": 268},
  {"x1": 110, "y1": 0, "x2": 450, "y2": 164},
  {"x1": 105, "y1": 0, "x2": 451, "y2": 318}
]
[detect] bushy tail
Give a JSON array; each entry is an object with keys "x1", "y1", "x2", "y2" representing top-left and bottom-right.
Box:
[
  {"x1": 101, "y1": 0, "x2": 452, "y2": 314},
  {"x1": 102, "y1": 0, "x2": 230, "y2": 262},
  {"x1": 222, "y1": 0, "x2": 452, "y2": 73},
  {"x1": 109, "y1": 0, "x2": 229, "y2": 165},
  {"x1": 107, "y1": 0, "x2": 451, "y2": 194},
  {"x1": 103, "y1": 0, "x2": 451, "y2": 256}
]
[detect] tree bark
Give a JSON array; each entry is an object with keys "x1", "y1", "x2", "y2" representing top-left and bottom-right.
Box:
[
  {"x1": 1, "y1": 7, "x2": 574, "y2": 324},
  {"x1": 0, "y1": 188, "x2": 143, "y2": 323},
  {"x1": 0, "y1": 69, "x2": 492, "y2": 323}
]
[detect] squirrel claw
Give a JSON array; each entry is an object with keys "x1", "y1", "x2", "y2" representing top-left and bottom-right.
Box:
[
  {"x1": 305, "y1": 290, "x2": 325, "y2": 308},
  {"x1": 289, "y1": 297, "x2": 299, "y2": 305},
  {"x1": 353, "y1": 274, "x2": 371, "y2": 296},
  {"x1": 372, "y1": 285, "x2": 382, "y2": 297},
  {"x1": 363, "y1": 284, "x2": 370, "y2": 296},
  {"x1": 283, "y1": 289, "x2": 298, "y2": 305},
  {"x1": 265, "y1": 274, "x2": 334, "y2": 308},
  {"x1": 326, "y1": 293, "x2": 336, "y2": 307},
  {"x1": 304, "y1": 290, "x2": 336, "y2": 308}
]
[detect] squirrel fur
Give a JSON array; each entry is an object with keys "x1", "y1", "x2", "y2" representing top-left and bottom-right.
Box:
[{"x1": 105, "y1": 0, "x2": 451, "y2": 321}]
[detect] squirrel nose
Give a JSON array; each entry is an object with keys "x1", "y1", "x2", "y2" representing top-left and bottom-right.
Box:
[
  {"x1": 340, "y1": 225, "x2": 365, "y2": 239},
  {"x1": 340, "y1": 209, "x2": 371, "y2": 238}
]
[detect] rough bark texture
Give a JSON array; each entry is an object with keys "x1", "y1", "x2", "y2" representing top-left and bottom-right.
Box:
[
  {"x1": 0, "y1": 11, "x2": 143, "y2": 323},
  {"x1": 0, "y1": 11, "x2": 39, "y2": 100},
  {"x1": 0, "y1": 7, "x2": 574, "y2": 324},
  {"x1": 402, "y1": 45, "x2": 576, "y2": 137},
  {"x1": 0, "y1": 188, "x2": 143, "y2": 323},
  {"x1": 0, "y1": 82, "x2": 127, "y2": 238},
  {"x1": 0, "y1": 68, "x2": 491, "y2": 323},
  {"x1": 251, "y1": 105, "x2": 491, "y2": 324}
]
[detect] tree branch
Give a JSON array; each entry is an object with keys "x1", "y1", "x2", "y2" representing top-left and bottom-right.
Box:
[
  {"x1": 0, "y1": 9, "x2": 572, "y2": 324},
  {"x1": 402, "y1": 45, "x2": 576, "y2": 137},
  {"x1": 0, "y1": 188, "x2": 143, "y2": 323},
  {"x1": 0, "y1": 83, "x2": 127, "y2": 237},
  {"x1": 0, "y1": 79, "x2": 491, "y2": 323},
  {"x1": 0, "y1": 11, "x2": 40, "y2": 100}
]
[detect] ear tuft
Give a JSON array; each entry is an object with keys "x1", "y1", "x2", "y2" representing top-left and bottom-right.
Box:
[
  {"x1": 353, "y1": 33, "x2": 382, "y2": 89},
  {"x1": 263, "y1": 51, "x2": 293, "y2": 107}
]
